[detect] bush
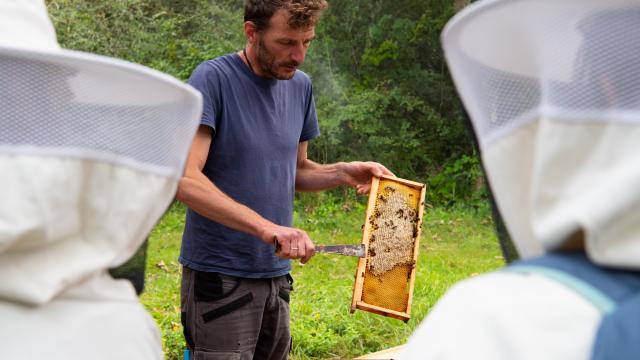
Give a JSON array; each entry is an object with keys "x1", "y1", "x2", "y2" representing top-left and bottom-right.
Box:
[{"x1": 427, "y1": 154, "x2": 487, "y2": 208}]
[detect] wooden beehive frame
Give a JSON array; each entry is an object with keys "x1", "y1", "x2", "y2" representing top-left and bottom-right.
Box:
[{"x1": 351, "y1": 175, "x2": 426, "y2": 322}]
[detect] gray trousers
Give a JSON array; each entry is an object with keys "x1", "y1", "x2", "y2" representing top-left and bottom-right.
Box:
[{"x1": 181, "y1": 267, "x2": 293, "y2": 360}]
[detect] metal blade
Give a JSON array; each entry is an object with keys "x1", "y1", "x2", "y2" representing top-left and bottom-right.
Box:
[{"x1": 316, "y1": 244, "x2": 366, "y2": 257}]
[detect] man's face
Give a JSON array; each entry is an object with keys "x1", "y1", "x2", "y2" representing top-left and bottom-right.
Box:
[{"x1": 254, "y1": 9, "x2": 315, "y2": 80}]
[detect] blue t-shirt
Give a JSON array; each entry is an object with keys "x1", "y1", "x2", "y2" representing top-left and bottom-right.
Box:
[{"x1": 179, "y1": 53, "x2": 320, "y2": 278}]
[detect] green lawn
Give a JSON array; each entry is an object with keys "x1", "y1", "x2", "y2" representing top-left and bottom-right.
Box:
[{"x1": 141, "y1": 198, "x2": 503, "y2": 359}]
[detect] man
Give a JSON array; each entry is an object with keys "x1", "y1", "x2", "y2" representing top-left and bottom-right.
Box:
[
  {"x1": 176, "y1": 0, "x2": 393, "y2": 358},
  {"x1": 402, "y1": 1, "x2": 640, "y2": 359}
]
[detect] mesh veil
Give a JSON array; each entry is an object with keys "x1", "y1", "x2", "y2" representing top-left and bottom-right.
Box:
[
  {"x1": 443, "y1": 0, "x2": 640, "y2": 148},
  {"x1": 0, "y1": 48, "x2": 202, "y2": 179}
]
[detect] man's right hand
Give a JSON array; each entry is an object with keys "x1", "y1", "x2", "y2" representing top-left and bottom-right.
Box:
[{"x1": 261, "y1": 225, "x2": 315, "y2": 264}]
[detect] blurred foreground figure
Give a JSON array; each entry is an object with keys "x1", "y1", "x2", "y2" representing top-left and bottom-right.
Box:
[
  {"x1": 403, "y1": 1, "x2": 640, "y2": 359},
  {"x1": 0, "y1": 0, "x2": 202, "y2": 358}
]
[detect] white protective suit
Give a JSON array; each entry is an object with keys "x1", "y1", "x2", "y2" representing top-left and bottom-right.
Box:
[
  {"x1": 0, "y1": 1, "x2": 202, "y2": 358},
  {"x1": 402, "y1": 0, "x2": 640, "y2": 359}
]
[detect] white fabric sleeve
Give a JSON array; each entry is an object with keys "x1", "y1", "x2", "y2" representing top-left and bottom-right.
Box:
[{"x1": 401, "y1": 272, "x2": 601, "y2": 360}]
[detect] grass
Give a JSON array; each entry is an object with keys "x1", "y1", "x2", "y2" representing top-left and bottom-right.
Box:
[{"x1": 141, "y1": 196, "x2": 503, "y2": 359}]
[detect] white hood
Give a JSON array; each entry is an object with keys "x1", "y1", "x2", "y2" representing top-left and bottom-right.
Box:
[
  {"x1": 0, "y1": 0, "x2": 202, "y2": 358},
  {"x1": 0, "y1": 157, "x2": 176, "y2": 305},
  {"x1": 442, "y1": 0, "x2": 640, "y2": 268}
]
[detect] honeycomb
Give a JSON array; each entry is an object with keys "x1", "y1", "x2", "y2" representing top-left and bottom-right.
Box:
[
  {"x1": 367, "y1": 187, "x2": 417, "y2": 276},
  {"x1": 361, "y1": 179, "x2": 421, "y2": 313}
]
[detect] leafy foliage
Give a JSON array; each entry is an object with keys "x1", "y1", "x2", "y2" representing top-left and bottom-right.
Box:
[
  {"x1": 427, "y1": 154, "x2": 487, "y2": 208},
  {"x1": 305, "y1": 0, "x2": 476, "y2": 197},
  {"x1": 47, "y1": 0, "x2": 244, "y2": 80},
  {"x1": 46, "y1": 0, "x2": 483, "y2": 207}
]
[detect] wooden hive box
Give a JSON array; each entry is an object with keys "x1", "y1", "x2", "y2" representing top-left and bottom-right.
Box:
[{"x1": 351, "y1": 175, "x2": 426, "y2": 322}]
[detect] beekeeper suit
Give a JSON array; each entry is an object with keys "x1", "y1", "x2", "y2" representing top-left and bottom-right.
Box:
[
  {"x1": 0, "y1": 1, "x2": 201, "y2": 358},
  {"x1": 402, "y1": 0, "x2": 640, "y2": 359}
]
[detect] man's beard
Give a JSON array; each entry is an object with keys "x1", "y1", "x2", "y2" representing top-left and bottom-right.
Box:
[{"x1": 256, "y1": 39, "x2": 299, "y2": 80}]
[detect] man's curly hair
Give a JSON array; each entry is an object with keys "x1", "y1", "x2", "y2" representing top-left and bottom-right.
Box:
[{"x1": 244, "y1": 0, "x2": 329, "y2": 32}]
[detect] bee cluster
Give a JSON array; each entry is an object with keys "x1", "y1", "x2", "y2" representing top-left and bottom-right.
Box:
[{"x1": 367, "y1": 186, "x2": 418, "y2": 276}]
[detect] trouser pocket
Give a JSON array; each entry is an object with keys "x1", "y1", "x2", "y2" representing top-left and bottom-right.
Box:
[
  {"x1": 278, "y1": 273, "x2": 294, "y2": 303},
  {"x1": 194, "y1": 271, "x2": 240, "y2": 302},
  {"x1": 183, "y1": 269, "x2": 249, "y2": 353},
  {"x1": 193, "y1": 271, "x2": 253, "y2": 323},
  {"x1": 286, "y1": 273, "x2": 294, "y2": 290},
  {"x1": 277, "y1": 288, "x2": 290, "y2": 303},
  {"x1": 202, "y1": 292, "x2": 254, "y2": 323}
]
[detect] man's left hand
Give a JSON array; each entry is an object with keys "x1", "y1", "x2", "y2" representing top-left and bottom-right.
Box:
[{"x1": 339, "y1": 161, "x2": 395, "y2": 194}]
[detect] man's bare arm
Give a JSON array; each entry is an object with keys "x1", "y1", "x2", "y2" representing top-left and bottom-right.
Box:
[
  {"x1": 295, "y1": 141, "x2": 394, "y2": 194},
  {"x1": 176, "y1": 126, "x2": 315, "y2": 263}
]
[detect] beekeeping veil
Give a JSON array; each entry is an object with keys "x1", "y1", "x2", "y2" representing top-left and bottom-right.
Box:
[
  {"x1": 442, "y1": 0, "x2": 640, "y2": 268},
  {"x1": 0, "y1": 0, "x2": 202, "y2": 358}
]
